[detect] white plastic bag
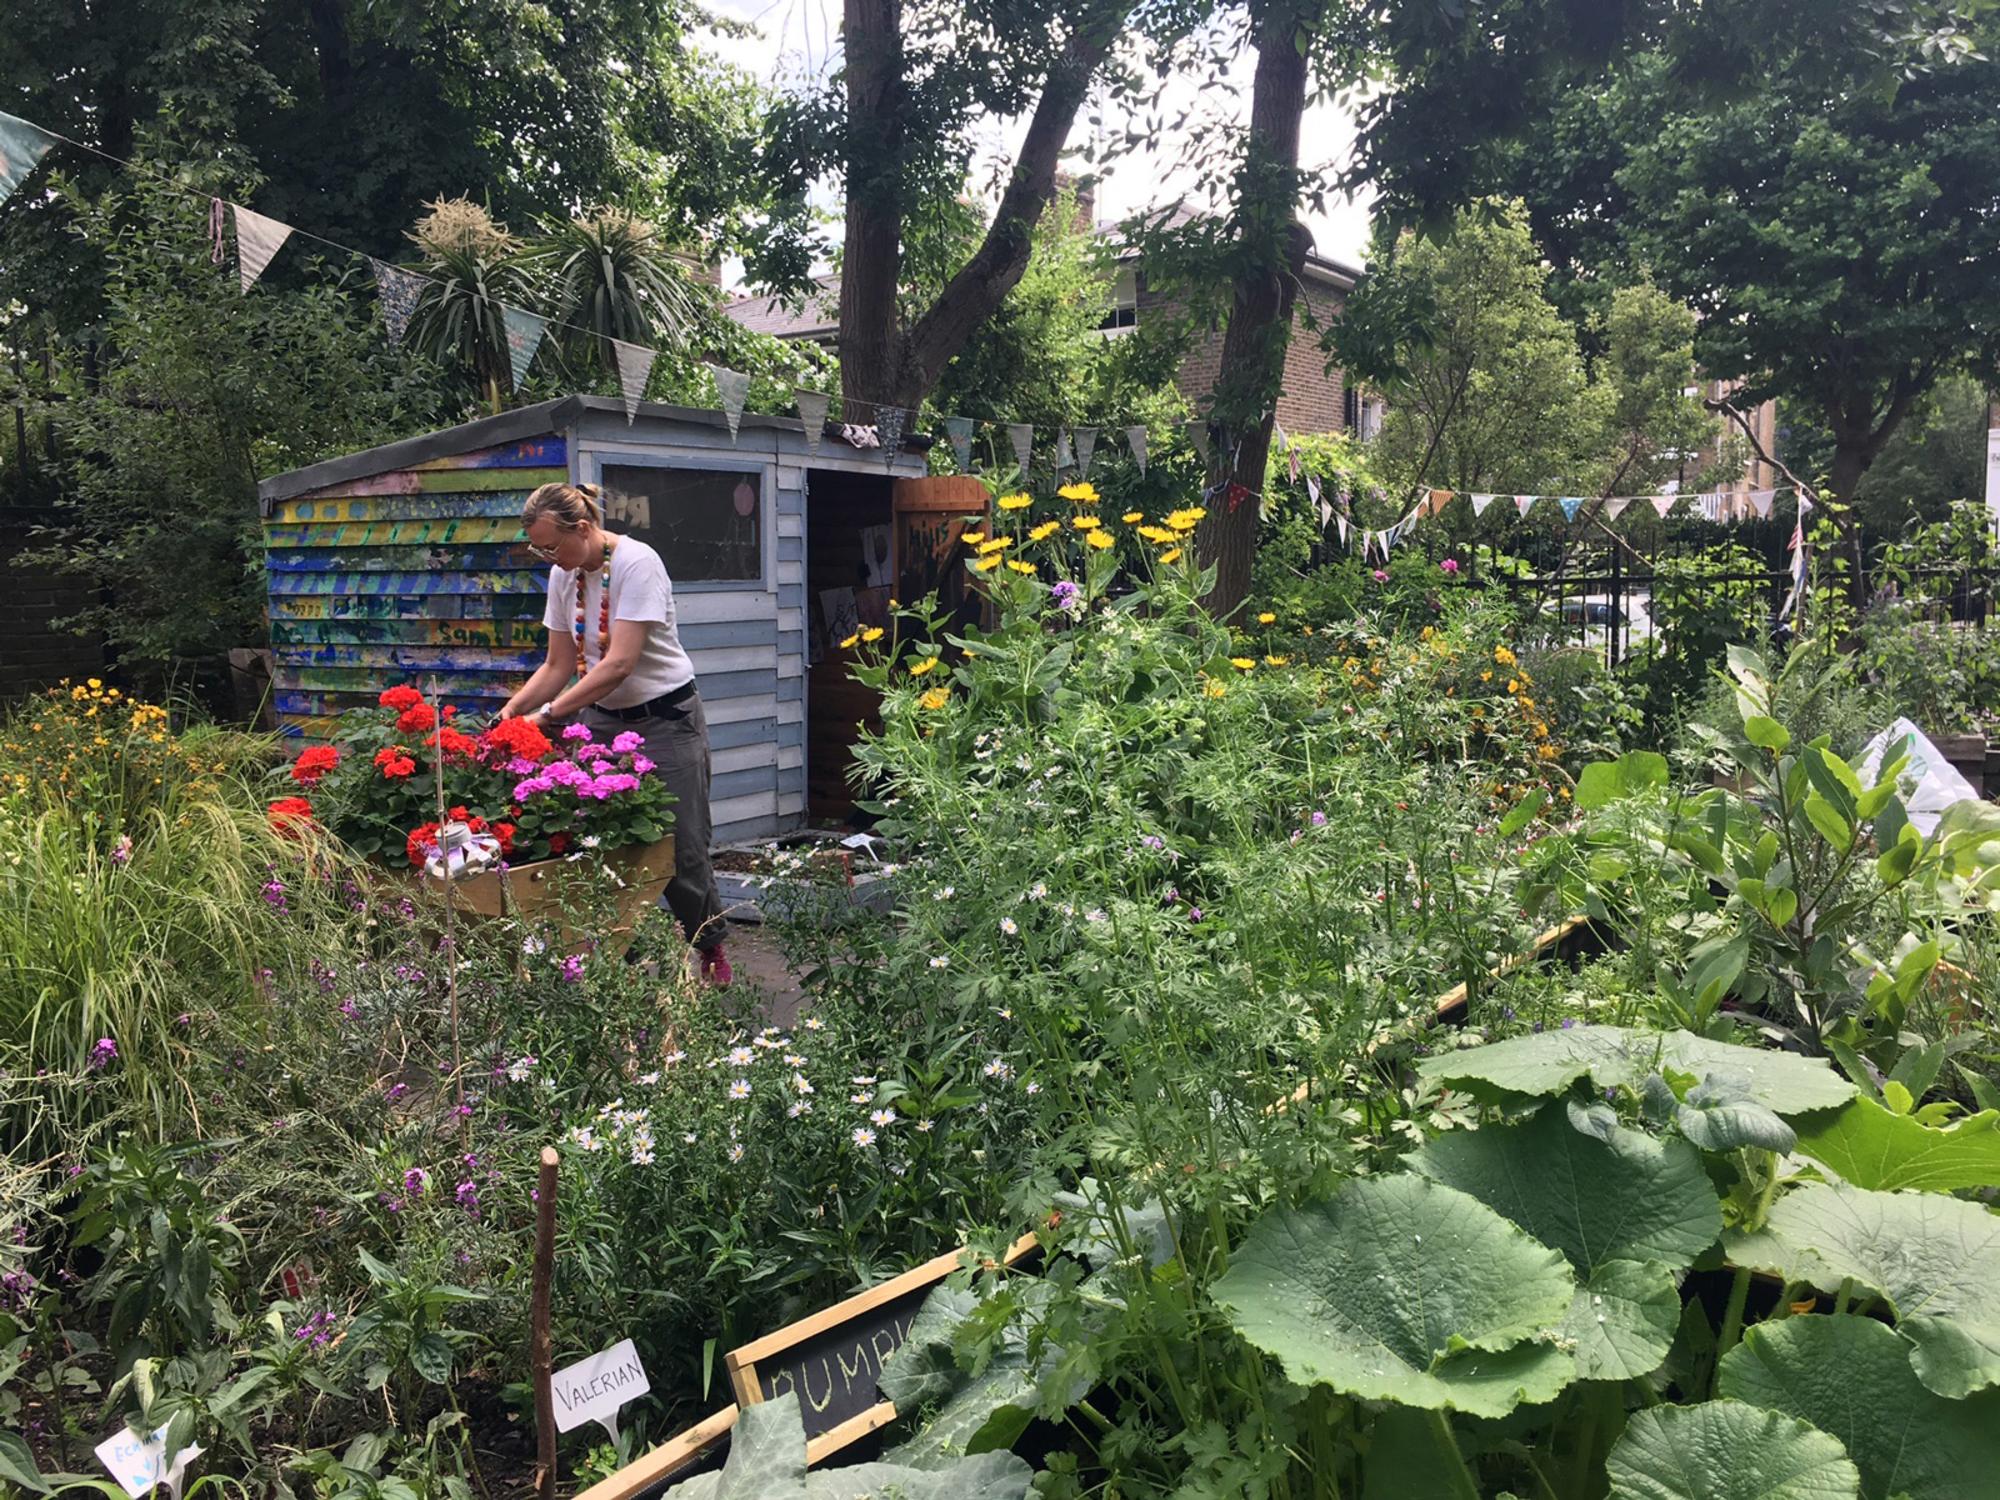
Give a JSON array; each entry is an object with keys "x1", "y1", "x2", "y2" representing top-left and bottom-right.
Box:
[{"x1": 1854, "y1": 717, "x2": 1981, "y2": 835}]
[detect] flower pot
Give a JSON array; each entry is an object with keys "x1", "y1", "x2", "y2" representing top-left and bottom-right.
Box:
[{"x1": 420, "y1": 834, "x2": 676, "y2": 955}]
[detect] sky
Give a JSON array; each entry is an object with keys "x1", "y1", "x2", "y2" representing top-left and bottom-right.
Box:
[{"x1": 699, "y1": 0, "x2": 1376, "y2": 292}]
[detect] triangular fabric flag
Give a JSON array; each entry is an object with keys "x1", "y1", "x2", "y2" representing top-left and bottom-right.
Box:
[
  {"x1": 611, "y1": 339, "x2": 656, "y2": 425},
  {"x1": 1006, "y1": 423, "x2": 1034, "y2": 478},
  {"x1": 1559, "y1": 497, "x2": 1584, "y2": 523},
  {"x1": 370, "y1": 259, "x2": 425, "y2": 345},
  {"x1": 1306, "y1": 473, "x2": 1322, "y2": 508},
  {"x1": 1515, "y1": 495, "x2": 1537, "y2": 517},
  {"x1": 232, "y1": 204, "x2": 292, "y2": 293},
  {"x1": 876, "y1": 405, "x2": 907, "y2": 466},
  {"x1": 1073, "y1": 426, "x2": 1097, "y2": 476},
  {"x1": 1187, "y1": 420, "x2": 1211, "y2": 465},
  {"x1": 1748, "y1": 488, "x2": 1776, "y2": 518},
  {"x1": 1427, "y1": 488, "x2": 1454, "y2": 518},
  {"x1": 942, "y1": 415, "x2": 974, "y2": 472},
  {"x1": 1385, "y1": 521, "x2": 1403, "y2": 550},
  {"x1": 1470, "y1": 493, "x2": 1497, "y2": 517},
  {"x1": 709, "y1": 364, "x2": 751, "y2": 440},
  {"x1": 1651, "y1": 495, "x2": 1677, "y2": 519},
  {"x1": 1053, "y1": 429, "x2": 1075, "y2": 471},
  {"x1": 1604, "y1": 497, "x2": 1632, "y2": 522},
  {"x1": 0, "y1": 111, "x2": 56, "y2": 205},
  {"x1": 795, "y1": 389, "x2": 830, "y2": 456},
  {"x1": 1125, "y1": 425, "x2": 1148, "y2": 476},
  {"x1": 502, "y1": 305, "x2": 549, "y2": 391},
  {"x1": 1335, "y1": 515, "x2": 1349, "y2": 546}
]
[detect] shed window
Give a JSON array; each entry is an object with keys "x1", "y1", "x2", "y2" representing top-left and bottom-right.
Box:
[{"x1": 600, "y1": 464, "x2": 762, "y2": 582}]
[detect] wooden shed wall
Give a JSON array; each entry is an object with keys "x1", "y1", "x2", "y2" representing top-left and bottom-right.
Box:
[{"x1": 263, "y1": 436, "x2": 564, "y2": 738}]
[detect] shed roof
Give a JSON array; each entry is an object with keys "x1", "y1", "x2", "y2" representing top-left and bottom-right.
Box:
[{"x1": 258, "y1": 395, "x2": 926, "y2": 510}]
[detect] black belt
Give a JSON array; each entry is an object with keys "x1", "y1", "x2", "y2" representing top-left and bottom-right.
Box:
[{"x1": 597, "y1": 680, "x2": 697, "y2": 722}]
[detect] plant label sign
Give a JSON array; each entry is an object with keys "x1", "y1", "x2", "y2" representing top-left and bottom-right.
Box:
[
  {"x1": 94, "y1": 1426, "x2": 202, "y2": 1500},
  {"x1": 553, "y1": 1337, "x2": 650, "y2": 1441}
]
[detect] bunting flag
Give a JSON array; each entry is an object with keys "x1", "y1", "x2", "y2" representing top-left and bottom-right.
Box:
[
  {"x1": 1126, "y1": 425, "x2": 1148, "y2": 476},
  {"x1": 709, "y1": 364, "x2": 751, "y2": 441},
  {"x1": 1470, "y1": 493, "x2": 1497, "y2": 518},
  {"x1": 1651, "y1": 496, "x2": 1677, "y2": 519},
  {"x1": 1515, "y1": 495, "x2": 1537, "y2": 518},
  {"x1": 876, "y1": 405, "x2": 907, "y2": 467},
  {"x1": 1335, "y1": 514, "x2": 1349, "y2": 546},
  {"x1": 1559, "y1": 497, "x2": 1585, "y2": 524},
  {"x1": 795, "y1": 389, "x2": 831, "y2": 456},
  {"x1": 1073, "y1": 426, "x2": 1098, "y2": 476},
  {"x1": 1188, "y1": 420, "x2": 1211, "y2": 465},
  {"x1": 1748, "y1": 487, "x2": 1777, "y2": 518},
  {"x1": 232, "y1": 204, "x2": 292, "y2": 293},
  {"x1": 370, "y1": 259, "x2": 425, "y2": 345},
  {"x1": 502, "y1": 305, "x2": 549, "y2": 391},
  {"x1": 1604, "y1": 497, "x2": 1632, "y2": 522},
  {"x1": 1425, "y1": 488, "x2": 1455, "y2": 518},
  {"x1": 611, "y1": 339, "x2": 656, "y2": 424},
  {"x1": 1053, "y1": 429, "x2": 1075, "y2": 472},
  {"x1": 1306, "y1": 473, "x2": 1322, "y2": 509},
  {"x1": 0, "y1": 111, "x2": 56, "y2": 205},
  {"x1": 1007, "y1": 423, "x2": 1034, "y2": 478},
  {"x1": 942, "y1": 415, "x2": 974, "y2": 472}
]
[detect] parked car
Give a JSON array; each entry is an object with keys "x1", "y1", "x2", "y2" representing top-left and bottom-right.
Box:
[{"x1": 1540, "y1": 593, "x2": 1656, "y2": 657}]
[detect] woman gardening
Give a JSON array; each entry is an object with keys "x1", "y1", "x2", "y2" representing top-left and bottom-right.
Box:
[{"x1": 501, "y1": 481, "x2": 731, "y2": 986}]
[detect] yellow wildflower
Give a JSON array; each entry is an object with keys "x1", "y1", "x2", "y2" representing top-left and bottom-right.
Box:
[
  {"x1": 840, "y1": 633, "x2": 860, "y2": 649},
  {"x1": 861, "y1": 626, "x2": 884, "y2": 643},
  {"x1": 1058, "y1": 481, "x2": 1099, "y2": 504},
  {"x1": 1263, "y1": 654, "x2": 1289, "y2": 667},
  {"x1": 918, "y1": 686, "x2": 950, "y2": 710},
  {"x1": 1257, "y1": 612, "x2": 1276, "y2": 625},
  {"x1": 1085, "y1": 529, "x2": 1114, "y2": 550},
  {"x1": 1230, "y1": 657, "x2": 1257, "y2": 671},
  {"x1": 1006, "y1": 559, "x2": 1036, "y2": 574},
  {"x1": 1137, "y1": 525, "x2": 1177, "y2": 544},
  {"x1": 1493, "y1": 644, "x2": 1517, "y2": 667},
  {"x1": 1165, "y1": 507, "x2": 1206, "y2": 531},
  {"x1": 908, "y1": 657, "x2": 939, "y2": 677},
  {"x1": 962, "y1": 530, "x2": 987, "y2": 545},
  {"x1": 1072, "y1": 515, "x2": 1102, "y2": 531},
  {"x1": 1159, "y1": 547, "x2": 1182, "y2": 564},
  {"x1": 1029, "y1": 521, "x2": 1061, "y2": 542},
  {"x1": 973, "y1": 556, "x2": 1003, "y2": 572},
  {"x1": 997, "y1": 492, "x2": 1032, "y2": 510},
  {"x1": 1481, "y1": 669, "x2": 1493, "y2": 682},
  {"x1": 977, "y1": 536, "x2": 1013, "y2": 554},
  {"x1": 1121, "y1": 511, "x2": 1143, "y2": 524},
  {"x1": 1507, "y1": 679, "x2": 1519, "y2": 694},
  {"x1": 1204, "y1": 679, "x2": 1227, "y2": 699}
]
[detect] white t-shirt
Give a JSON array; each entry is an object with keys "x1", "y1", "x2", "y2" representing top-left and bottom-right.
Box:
[{"x1": 541, "y1": 535, "x2": 695, "y2": 709}]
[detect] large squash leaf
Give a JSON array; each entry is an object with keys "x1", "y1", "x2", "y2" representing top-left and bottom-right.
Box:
[
  {"x1": 1725, "y1": 1182, "x2": 2000, "y2": 1398},
  {"x1": 1718, "y1": 1315, "x2": 2000, "y2": 1500},
  {"x1": 1413, "y1": 1107, "x2": 1722, "y2": 1380},
  {"x1": 1417, "y1": 1027, "x2": 1853, "y2": 1115},
  {"x1": 1791, "y1": 1098, "x2": 2000, "y2": 1192},
  {"x1": 1605, "y1": 1401, "x2": 1859, "y2": 1500},
  {"x1": 1210, "y1": 1175, "x2": 1575, "y2": 1418}
]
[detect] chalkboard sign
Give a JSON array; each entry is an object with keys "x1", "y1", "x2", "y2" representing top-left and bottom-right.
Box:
[
  {"x1": 571, "y1": 1405, "x2": 736, "y2": 1500},
  {"x1": 723, "y1": 1234, "x2": 1037, "y2": 1463}
]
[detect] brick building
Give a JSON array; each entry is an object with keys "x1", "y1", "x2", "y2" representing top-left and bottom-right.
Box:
[{"x1": 725, "y1": 199, "x2": 1370, "y2": 438}]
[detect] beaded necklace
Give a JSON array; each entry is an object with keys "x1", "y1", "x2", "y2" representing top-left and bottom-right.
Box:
[{"x1": 572, "y1": 534, "x2": 615, "y2": 675}]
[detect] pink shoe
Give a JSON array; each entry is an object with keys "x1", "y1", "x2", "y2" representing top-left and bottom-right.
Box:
[{"x1": 699, "y1": 945, "x2": 732, "y2": 988}]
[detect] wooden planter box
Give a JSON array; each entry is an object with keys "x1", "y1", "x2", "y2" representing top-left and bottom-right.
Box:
[
  {"x1": 421, "y1": 835, "x2": 676, "y2": 953},
  {"x1": 1930, "y1": 731, "x2": 1986, "y2": 797}
]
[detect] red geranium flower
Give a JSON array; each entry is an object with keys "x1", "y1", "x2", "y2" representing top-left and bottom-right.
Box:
[
  {"x1": 491, "y1": 821, "x2": 517, "y2": 856},
  {"x1": 374, "y1": 746, "x2": 417, "y2": 779},
  {"x1": 483, "y1": 716, "x2": 552, "y2": 765},
  {"x1": 548, "y1": 832, "x2": 571, "y2": 855},
  {"x1": 396, "y1": 701, "x2": 437, "y2": 735},
  {"x1": 290, "y1": 744, "x2": 339, "y2": 785},
  {"x1": 406, "y1": 821, "x2": 439, "y2": 868},
  {"x1": 268, "y1": 796, "x2": 315, "y2": 835},
  {"x1": 425, "y1": 726, "x2": 479, "y2": 761},
  {"x1": 379, "y1": 684, "x2": 423, "y2": 711}
]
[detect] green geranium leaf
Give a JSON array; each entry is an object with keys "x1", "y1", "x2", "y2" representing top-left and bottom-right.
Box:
[
  {"x1": 1606, "y1": 1401, "x2": 1858, "y2": 1500},
  {"x1": 1719, "y1": 1315, "x2": 2000, "y2": 1500},
  {"x1": 1793, "y1": 1098, "x2": 2000, "y2": 1192},
  {"x1": 1414, "y1": 1108, "x2": 1715, "y2": 1382},
  {"x1": 1726, "y1": 1182, "x2": 2000, "y2": 1398},
  {"x1": 1211, "y1": 1175, "x2": 1575, "y2": 1418},
  {"x1": 1560, "y1": 1259, "x2": 1683, "y2": 1381},
  {"x1": 1417, "y1": 1027, "x2": 1853, "y2": 1115}
]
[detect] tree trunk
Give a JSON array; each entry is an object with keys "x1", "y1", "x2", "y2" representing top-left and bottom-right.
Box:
[
  {"x1": 1193, "y1": 0, "x2": 1315, "y2": 619},
  {"x1": 837, "y1": 0, "x2": 910, "y2": 418}
]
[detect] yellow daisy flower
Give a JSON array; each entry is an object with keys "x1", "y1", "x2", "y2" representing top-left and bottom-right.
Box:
[
  {"x1": 840, "y1": 633, "x2": 860, "y2": 649},
  {"x1": 1203, "y1": 679, "x2": 1227, "y2": 699},
  {"x1": 1165, "y1": 507, "x2": 1207, "y2": 532},
  {"x1": 1257, "y1": 612, "x2": 1276, "y2": 624},
  {"x1": 861, "y1": 626, "x2": 884, "y2": 642},
  {"x1": 962, "y1": 530, "x2": 987, "y2": 545},
  {"x1": 1159, "y1": 547, "x2": 1182, "y2": 564},
  {"x1": 997, "y1": 492, "x2": 1032, "y2": 510},
  {"x1": 1072, "y1": 515, "x2": 1102, "y2": 530},
  {"x1": 1122, "y1": 511, "x2": 1144, "y2": 524},
  {"x1": 1006, "y1": 559, "x2": 1036, "y2": 574},
  {"x1": 977, "y1": 536, "x2": 1013, "y2": 554},
  {"x1": 1058, "y1": 481, "x2": 1099, "y2": 503},
  {"x1": 907, "y1": 656, "x2": 938, "y2": 676},
  {"x1": 1137, "y1": 525, "x2": 1177, "y2": 544},
  {"x1": 1029, "y1": 521, "x2": 1061, "y2": 542},
  {"x1": 1085, "y1": 529, "x2": 1114, "y2": 550},
  {"x1": 1263, "y1": 654, "x2": 1289, "y2": 666},
  {"x1": 973, "y1": 556, "x2": 1003, "y2": 572},
  {"x1": 918, "y1": 686, "x2": 950, "y2": 710},
  {"x1": 1230, "y1": 657, "x2": 1257, "y2": 671}
]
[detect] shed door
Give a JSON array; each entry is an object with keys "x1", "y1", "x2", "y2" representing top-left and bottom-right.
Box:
[{"x1": 891, "y1": 476, "x2": 990, "y2": 638}]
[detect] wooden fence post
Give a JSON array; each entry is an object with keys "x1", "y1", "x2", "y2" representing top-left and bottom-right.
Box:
[{"x1": 532, "y1": 1146, "x2": 560, "y2": 1500}]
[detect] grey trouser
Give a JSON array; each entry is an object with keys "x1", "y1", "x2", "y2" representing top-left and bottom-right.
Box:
[{"x1": 583, "y1": 692, "x2": 728, "y2": 951}]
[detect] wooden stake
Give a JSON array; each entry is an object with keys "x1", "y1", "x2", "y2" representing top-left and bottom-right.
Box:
[
  {"x1": 532, "y1": 1145, "x2": 560, "y2": 1500},
  {"x1": 428, "y1": 676, "x2": 467, "y2": 1133}
]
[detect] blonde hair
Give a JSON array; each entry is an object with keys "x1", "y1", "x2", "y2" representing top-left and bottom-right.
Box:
[{"x1": 522, "y1": 481, "x2": 605, "y2": 532}]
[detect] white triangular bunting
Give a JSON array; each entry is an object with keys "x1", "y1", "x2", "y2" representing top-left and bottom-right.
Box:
[
  {"x1": 1652, "y1": 495, "x2": 1677, "y2": 519},
  {"x1": 709, "y1": 364, "x2": 751, "y2": 440},
  {"x1": 1335, "y1": 514, "x2": 1348, "y2": 545},
  {"x1": 795, "y1": 389, "x2": 830, "y2": 455},
  {"x1": 1054, "y1": 429, "x2": 1075, "y2": 471},
  {"x1": 1188, "y1": 420, "x2": 1211, "y2": 465},
  {"x1": 232, "y1": 204, "x2": 292, "y2": 293},
  {"x1": 0, "y1": 111, "x2": 56, "y2": 205},
  {"x1": 1748, "y1": 488, "x2": 1776, "y2": 518},
  {"x1": 1515, "y1": 495, "x2": 1536, "y2": 517},
  {"x1": 1306, "y1": 473, "x2": 1322, "y2": 507},
  {"x1": 502, "y1": 306, "x2": 548, "y2": 391},
  {"x1": 612, "y1": 339, "x2": 656, "y2": 424},
  {"x1": 1073, "y1": 426, "x2": 1097, "y2": 475},
  {"x1": 1125, "y1": 425, "x2": 1148, "y2": 476},
  {"x1": 1007, "y1": 423, "x2": 1034, "y2": 478},
  {"x1": 1470, "y1": 493, "x2": 1496, "y2": 517},
  {"x1": 1604, "y1": 497, "x2": 1632, "y2": 522}
]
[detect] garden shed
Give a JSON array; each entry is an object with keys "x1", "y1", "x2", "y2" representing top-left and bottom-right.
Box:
[{"x1": 258, "y1": 396, "x2": 983, "y2": 846}]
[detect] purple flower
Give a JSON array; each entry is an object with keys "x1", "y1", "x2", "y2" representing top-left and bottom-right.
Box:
[
  {"x1": 1310, "y1": 811, "x2": 1327, "y2": 827},
  {"x1": 403, "y1": 1167, "x2": 428, "y2": 1198},
  {"x1": 612, "y1": 731, "x2": 645, "y2": 754},
  {"x1": 1051, "y1": 579, "x2": 1084, "y2": 618},
  {"x1": 87, "y1": 1037, "x2": 117, "y2": 1070},
  {"x1": 506, "y1": 756, "x2": 539, "y2": 775},
  {"x1": 385, "y1": 1081, "x2": 408, "y2": 1101},
  {"x1": 512, "y1": 775, "x2": 556, "y2": 801},
  {"x1": 562, "y1": 723, "x2": 593, "y2": 742},
  {"x1": 262, "y1": 877, "x2": 288, "y2": 910},
  {"x1": 1440, "y1": 557, "x2": 1460, "y2": 575},
  {"x1": 1188, "y1": 907, "x2": 1202, "y2": 922},
  {"x1": 560, "y1": 953, "x2": 586, "y2": 984},
  {"x1": 110, "y1": 834, "x2": 133, "y2": 866},
  {"x1": 1371, "y1": 569, "x2": 1388, "y2": 583},
  {"x1": 632, "y1": 755, "x2": 656, "y2": 776}
]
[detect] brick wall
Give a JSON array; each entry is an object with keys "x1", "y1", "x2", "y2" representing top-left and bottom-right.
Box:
[
  {"x1": 0, "y1": 507, "x2": 102, "y2": 699},
  {"x1": 1140, "y1": 269, "x2": 1350, "y2": 435}
]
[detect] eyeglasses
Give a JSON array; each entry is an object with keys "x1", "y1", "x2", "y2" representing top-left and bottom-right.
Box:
[{"x1": 526, "y1": 541, "x2": 562, "y2": 562}]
